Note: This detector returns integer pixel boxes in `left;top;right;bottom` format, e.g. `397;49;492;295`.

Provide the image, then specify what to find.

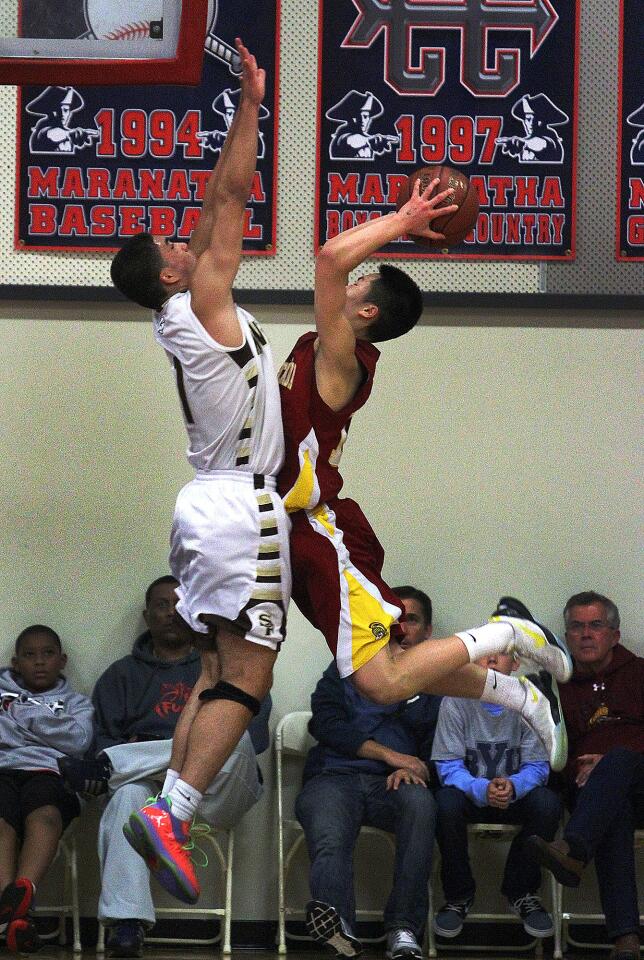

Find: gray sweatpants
97;735;262;925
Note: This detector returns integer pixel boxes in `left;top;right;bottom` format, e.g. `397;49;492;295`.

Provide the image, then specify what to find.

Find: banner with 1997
16;0;279;252
317;0;579;259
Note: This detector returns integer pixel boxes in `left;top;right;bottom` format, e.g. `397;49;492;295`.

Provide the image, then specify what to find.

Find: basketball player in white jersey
111;43;568;908
110;39;290;904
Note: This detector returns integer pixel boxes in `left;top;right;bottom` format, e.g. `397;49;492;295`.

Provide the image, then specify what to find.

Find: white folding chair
428;823;562;959
277;710;412;954
31;829;81;953
559;828;643;954
96;826;234;954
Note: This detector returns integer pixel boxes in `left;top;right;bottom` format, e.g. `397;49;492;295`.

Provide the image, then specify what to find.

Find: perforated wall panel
546;1;642;294
0;0;639;295
0;0;17;35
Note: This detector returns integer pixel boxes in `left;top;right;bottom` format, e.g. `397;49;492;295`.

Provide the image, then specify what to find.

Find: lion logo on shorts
369;621;388;641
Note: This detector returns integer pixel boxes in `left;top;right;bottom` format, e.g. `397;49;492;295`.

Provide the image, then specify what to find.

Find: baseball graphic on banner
207;0;218;33
84;0;164;39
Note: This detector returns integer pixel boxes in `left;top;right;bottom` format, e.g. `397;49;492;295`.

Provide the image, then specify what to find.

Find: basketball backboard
0;0;208;84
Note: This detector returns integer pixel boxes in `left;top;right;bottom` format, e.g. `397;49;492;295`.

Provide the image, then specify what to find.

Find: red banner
16;0;279;252
317;0;580;260
616;0;644;261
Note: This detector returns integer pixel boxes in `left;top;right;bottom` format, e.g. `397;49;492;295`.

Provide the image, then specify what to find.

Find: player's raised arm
189;38;264;344
313;178;457;410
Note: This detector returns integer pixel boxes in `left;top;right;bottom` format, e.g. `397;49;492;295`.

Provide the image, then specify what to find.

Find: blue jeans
435;785;561;902
295;770;437;939
565;747;644;941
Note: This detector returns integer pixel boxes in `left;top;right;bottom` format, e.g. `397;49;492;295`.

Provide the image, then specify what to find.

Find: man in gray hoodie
0;623;94;954
59;575;269;959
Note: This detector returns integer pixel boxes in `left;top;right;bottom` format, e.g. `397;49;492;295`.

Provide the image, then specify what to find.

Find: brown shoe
526;836;585;887
609;933;641;960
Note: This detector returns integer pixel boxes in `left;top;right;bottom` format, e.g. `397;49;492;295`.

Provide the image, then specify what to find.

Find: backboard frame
0;0;208;85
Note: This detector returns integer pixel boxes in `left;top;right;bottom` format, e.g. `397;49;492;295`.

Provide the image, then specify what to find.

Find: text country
326;209;567;246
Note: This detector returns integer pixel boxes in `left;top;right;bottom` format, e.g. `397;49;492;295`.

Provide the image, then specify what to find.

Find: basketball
395;165;479;249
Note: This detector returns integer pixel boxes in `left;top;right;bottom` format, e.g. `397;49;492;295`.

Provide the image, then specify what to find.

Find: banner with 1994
617;0;644;261
317;0;579;259
16;0;279;252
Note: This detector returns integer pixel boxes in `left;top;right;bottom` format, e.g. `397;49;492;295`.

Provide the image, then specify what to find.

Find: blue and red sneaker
124;797;200;904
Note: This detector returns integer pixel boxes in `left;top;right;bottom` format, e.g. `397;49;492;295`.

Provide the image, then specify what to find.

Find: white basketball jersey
154;292;284;475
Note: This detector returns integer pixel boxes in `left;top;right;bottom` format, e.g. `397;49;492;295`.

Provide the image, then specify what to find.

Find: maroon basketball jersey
277;331;379;512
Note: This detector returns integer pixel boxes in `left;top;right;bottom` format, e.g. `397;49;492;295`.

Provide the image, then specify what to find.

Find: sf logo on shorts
259;613;275;637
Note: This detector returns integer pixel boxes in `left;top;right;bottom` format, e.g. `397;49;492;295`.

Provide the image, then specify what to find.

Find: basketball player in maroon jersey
277;179;572;949
278;178;570;758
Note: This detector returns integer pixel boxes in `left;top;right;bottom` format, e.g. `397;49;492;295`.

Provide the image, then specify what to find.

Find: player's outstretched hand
235;37;265;107
397;176;458;241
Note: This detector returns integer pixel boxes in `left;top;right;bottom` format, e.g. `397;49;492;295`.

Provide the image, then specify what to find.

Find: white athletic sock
456;621;514;662
481;669;527;711
168;779;202;823
162;768;180;797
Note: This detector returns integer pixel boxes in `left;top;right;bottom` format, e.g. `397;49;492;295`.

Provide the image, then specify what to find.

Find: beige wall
1;303;642;922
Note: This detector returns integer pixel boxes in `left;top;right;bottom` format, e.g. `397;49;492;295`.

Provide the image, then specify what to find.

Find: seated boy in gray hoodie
0;624;93;954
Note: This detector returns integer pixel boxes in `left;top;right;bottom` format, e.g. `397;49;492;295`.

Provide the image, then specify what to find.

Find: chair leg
96;921;106;955
552;875;563;960
57;839;68;946
278;899;287;952
277;833;287;953
427;857;438;958
222;830;234;954
70;840;81;953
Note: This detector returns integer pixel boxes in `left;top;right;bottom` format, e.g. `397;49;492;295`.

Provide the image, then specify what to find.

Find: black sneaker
508;894;554;938
433;896;474;938
491;597;536;621
490;597;573;683
107;919;146;958
31;915;60;942
57;755;112;796
306;900;362;957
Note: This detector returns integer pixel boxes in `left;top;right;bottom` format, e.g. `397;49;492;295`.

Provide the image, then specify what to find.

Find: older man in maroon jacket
528;591;643;960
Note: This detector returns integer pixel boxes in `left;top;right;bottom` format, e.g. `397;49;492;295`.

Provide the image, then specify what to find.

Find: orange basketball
395;164;479;248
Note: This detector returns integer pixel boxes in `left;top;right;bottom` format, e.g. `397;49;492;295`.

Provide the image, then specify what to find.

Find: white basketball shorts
170;470;291;650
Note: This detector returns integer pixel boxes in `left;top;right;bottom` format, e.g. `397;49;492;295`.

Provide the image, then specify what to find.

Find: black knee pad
199;680;261;716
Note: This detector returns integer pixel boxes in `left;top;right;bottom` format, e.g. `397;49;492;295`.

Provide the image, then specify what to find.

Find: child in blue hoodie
0;624;93;953
431;649;562;943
